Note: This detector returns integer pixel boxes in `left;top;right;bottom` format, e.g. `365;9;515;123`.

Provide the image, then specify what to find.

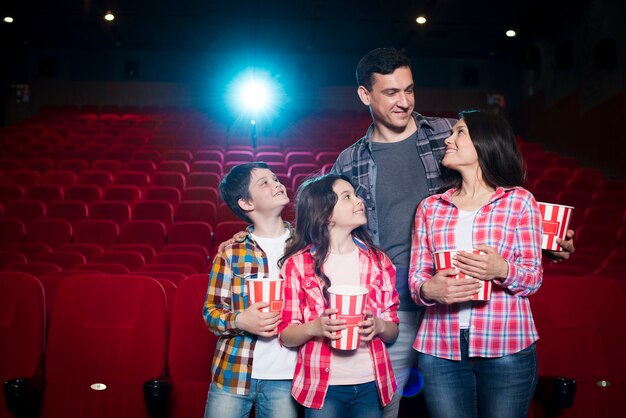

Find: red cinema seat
157;160;190;175
57;159;89;175
0;272;45;418
124;160;157;175
530;276;626;417
64;185;102;204
90;201;131;224
109;244;156;263
131;150;162;163
255;151;283;164
214;221;248;251
160;244;209;259
576;225;618;250
0;251;27;268
70;263;130;274
216;204;241;222
115;171;150;188
584;206;622;229
135;271;186;286
33;251;86;270
151;172;185;191
285;151;316;166
167;274;218;418
91;159;123;174
572;167;604;182
26;219;72;248
139;263;196;276
120;220;167;251
0;184;25;205
194;150;223;165
175;201;217;224
26;185;63;203
78;170;113;188
145;187;181;209
92;251;146;271
3;262;61;276
41;170;77;187
183;187;219;203
287;163;319;179
7;170;41;187
24;158;55;174
5;243;51;261
162;150;193;163
0;220;25;248
73;220;119;249
168;222;213;254
103;185;142;205
190;161;222;175
41;275;168;418
187;172;220;189
5;200;46;224
132;201;174;226
46;201;89;225
101;149;132;162
151;252;206;274
57;243;103;260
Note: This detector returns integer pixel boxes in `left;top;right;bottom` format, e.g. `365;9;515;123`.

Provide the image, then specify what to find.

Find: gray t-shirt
370;132;430;268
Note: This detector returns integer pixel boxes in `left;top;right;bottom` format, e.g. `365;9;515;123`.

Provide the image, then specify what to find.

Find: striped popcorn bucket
327;285;369;350
246;277;284;313
433;249;492;301
537;202;574;251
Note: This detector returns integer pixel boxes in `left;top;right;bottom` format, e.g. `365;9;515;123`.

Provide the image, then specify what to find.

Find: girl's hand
421;268;482;304
359;309;385;342
306;308;345;340
454;246;508;281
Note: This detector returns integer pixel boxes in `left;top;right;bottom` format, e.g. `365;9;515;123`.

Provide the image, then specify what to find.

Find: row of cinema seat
2;272;625;418
0;272;216;418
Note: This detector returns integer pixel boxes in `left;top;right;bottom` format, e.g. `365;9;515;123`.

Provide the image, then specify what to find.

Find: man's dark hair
356;48;412;91
219;162;270;223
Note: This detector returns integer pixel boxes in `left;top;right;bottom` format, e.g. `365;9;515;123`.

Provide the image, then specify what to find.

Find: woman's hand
454;246;508;281
306;308;345;340
421;268;482;305
359;309;385;342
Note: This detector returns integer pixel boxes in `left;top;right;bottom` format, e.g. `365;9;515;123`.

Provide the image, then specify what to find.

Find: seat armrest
143;378;170;418
535;376;577;416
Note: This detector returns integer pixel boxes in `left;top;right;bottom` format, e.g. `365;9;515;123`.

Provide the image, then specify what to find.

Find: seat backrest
92;251;146;271
152;252;206;274
6;200;46;224
168;274;217;418
26;219;73;248
168;222;213;253
0;219;25;248
74;220;119;249
64;185;102;204
47;200;89;225
530;275;626;417
0;272;45;396
120;220;167;250
175;201;217;223
42;274;168;418
90;201;131;224
132;201;174;226
103;185;142;204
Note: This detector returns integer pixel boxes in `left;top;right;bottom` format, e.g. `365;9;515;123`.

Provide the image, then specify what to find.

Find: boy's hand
236;302;281;337
217;230;247;253
359;309;385;342
306;308;345;340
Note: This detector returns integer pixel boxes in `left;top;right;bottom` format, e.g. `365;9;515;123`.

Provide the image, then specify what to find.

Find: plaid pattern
409;187;543;360
279;238;400;409
203;223;291;394
331;112;453;246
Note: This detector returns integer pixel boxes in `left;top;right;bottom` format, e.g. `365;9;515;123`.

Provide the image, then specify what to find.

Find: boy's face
239;168;289;215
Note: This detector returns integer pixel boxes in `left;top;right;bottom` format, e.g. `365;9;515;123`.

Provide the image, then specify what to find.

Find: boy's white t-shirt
249;230;298;379
455;208;479;329
323;247;375;385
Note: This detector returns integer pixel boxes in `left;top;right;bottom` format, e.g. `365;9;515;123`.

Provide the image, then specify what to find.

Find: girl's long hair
279;174;382;299
438;110;525;193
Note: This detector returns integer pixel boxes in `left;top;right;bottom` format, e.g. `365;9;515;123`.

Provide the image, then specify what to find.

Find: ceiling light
104;11;115;22
506;29;517;38
416;16;427;25
4;16;14;23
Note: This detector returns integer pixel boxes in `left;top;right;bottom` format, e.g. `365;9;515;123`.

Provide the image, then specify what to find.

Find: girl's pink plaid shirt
279;238;399;409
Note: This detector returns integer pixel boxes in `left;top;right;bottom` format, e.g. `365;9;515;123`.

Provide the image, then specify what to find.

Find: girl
278;174;399;418
409;110;543;418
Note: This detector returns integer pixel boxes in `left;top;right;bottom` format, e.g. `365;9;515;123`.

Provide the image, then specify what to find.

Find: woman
409;110;542;418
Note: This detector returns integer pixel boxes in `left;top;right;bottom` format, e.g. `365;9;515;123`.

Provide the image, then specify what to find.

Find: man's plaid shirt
330;112;454;246
203;223;291;394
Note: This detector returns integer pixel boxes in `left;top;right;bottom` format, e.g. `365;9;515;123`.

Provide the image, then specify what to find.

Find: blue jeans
305;381;382;418
204;379;299;418
418;329;537;418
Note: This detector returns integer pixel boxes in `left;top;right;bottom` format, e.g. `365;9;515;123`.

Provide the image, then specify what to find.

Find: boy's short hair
356;47;412;91
219;162;270;223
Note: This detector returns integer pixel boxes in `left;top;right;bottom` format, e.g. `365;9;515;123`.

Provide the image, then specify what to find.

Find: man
331;47;574;418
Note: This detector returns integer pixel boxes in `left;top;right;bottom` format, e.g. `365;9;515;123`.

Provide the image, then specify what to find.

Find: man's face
358;66;415;134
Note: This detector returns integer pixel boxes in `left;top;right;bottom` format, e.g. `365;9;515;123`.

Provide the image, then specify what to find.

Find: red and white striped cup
328;285;369;350
537;202;574;251
433;249;491;301
246;277;284;313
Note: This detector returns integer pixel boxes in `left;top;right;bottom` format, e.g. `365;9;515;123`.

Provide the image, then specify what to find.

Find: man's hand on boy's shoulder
217;230;248;253
236;302;281;337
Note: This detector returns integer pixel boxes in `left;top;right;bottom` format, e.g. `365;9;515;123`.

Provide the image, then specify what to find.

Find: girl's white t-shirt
323;247;375;385
455;208;479;328
250;230;298;379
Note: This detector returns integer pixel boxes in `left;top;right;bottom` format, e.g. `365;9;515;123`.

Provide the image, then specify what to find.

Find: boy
203;162;299;418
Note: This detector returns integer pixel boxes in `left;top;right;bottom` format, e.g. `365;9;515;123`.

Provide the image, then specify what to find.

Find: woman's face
328;179;366;230
442;119;479;170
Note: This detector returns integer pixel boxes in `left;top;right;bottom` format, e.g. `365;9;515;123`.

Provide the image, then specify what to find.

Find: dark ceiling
1;0;574;58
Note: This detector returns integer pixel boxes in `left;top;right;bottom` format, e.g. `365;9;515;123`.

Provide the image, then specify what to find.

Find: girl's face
442;119;479;170
328;179;366;230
